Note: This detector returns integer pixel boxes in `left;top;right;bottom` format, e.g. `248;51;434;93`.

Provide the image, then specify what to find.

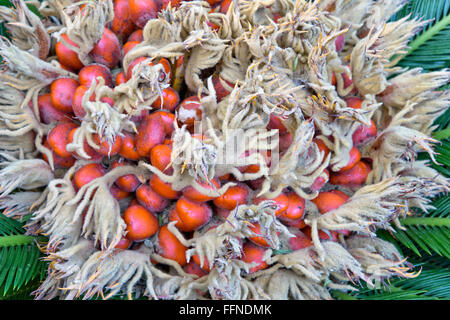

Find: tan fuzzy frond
0;0;51;59
67;164;147;250
53;0;114;66
62;247;173;300
346;235;418;287
309;178;407;235
255;269;333;300
0;158;53;197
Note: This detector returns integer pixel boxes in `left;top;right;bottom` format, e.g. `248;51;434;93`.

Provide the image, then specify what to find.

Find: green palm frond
433;139;450;168
0;0;41;12
393;0;450;71
433;123;450;139
394;268;450;299
409;253;450;269
377;194;450;259
0;0;12;7
333;268;450;300
397;20;450;70
390;0;450;23
392;220;449;258
417;139;450;176
0;214;47;298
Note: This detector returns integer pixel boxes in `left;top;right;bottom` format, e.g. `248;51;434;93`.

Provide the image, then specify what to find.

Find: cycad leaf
390;0;450;24
398;19;450;70
379;193;450;259
0;214;24;236
0;0;12;7
387;206;450;258
335;268;450;300
0;214;47;297
409;254;450;269
417;139;450;175
428;195;450;218
392;0;450;71
373;1;450;295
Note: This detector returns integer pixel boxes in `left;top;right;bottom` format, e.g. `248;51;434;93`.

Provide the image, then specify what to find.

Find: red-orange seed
111;0;136;40
213;183;250;210
115;236;132;250
42;138;76;169
352;120;377;146
129;0;159;28
310;169;329;192
55;34;84;71
329;161;371;186
127;29;143;42
280;192;305;220
241;242;268;273
78;64;113;87
311;190;349;214
253;193;289;217
47;121;78;158
118;132;141;161
110;185;131;200
151;87;180;112
123;204;159;241
136;114;165;157
37;93;67;124
149;111;176;135
182;178;221;203
192;254;212;272
115;71;127;86
267;114;288;134
150;174;181;199
288;230;313;250
157;224;188;266
73;163;106;191
279;216;307;229
169;197;212;232
111;159;141;192
212;74;233;102
72;85;92;119
50;78;79;113
176;96;203;127
157;58;172;82
248;222;270;248
136;184;169;213
338;147;361;172
344;96;363;109
150;144;173;173
89;28;121;69
91;133;123;157
183;260;208;278
122;41;140;57
220;0;232;14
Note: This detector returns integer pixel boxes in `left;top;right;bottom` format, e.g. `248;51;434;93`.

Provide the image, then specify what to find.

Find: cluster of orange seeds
2;0;445;300
35;0;382;279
